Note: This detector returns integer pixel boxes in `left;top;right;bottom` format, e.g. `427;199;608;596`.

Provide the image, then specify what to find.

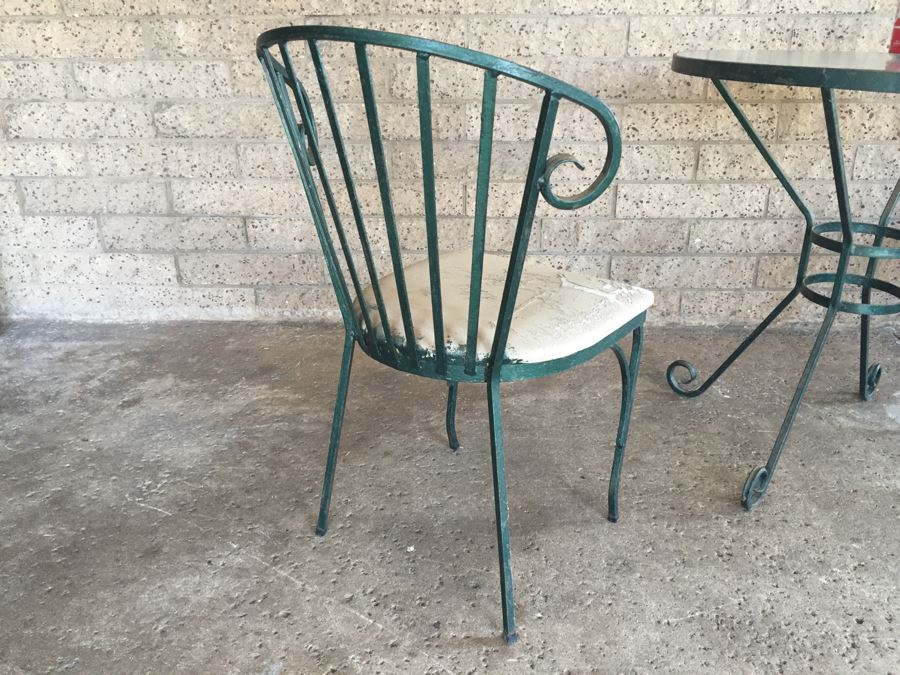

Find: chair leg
608;324;644;524
446;381;460;450
315;335;355;536
741;308;837;510
486;377;518;644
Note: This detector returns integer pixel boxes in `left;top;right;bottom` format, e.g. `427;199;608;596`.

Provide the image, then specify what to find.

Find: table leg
859;302;881;401
741;305;839;509
742;88;855;510
667;79;816;398
858;177;900;400
667;287;799;397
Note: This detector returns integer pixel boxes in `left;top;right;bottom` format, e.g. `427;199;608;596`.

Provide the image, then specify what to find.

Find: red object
892;3;900;54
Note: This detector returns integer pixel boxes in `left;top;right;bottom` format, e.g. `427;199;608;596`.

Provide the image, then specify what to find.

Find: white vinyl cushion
354;250;653;364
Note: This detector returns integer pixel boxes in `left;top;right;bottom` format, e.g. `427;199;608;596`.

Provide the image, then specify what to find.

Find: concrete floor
0;320;898;674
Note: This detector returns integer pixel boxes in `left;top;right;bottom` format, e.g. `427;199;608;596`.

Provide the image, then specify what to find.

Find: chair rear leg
608;323;644;524
315;335;355;536
446;381;460;450
486;377;518;644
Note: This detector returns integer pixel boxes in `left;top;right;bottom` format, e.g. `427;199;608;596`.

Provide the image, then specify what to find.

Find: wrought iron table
666;50;900;510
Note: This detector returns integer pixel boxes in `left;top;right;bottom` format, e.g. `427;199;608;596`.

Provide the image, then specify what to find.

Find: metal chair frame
257;25;646;643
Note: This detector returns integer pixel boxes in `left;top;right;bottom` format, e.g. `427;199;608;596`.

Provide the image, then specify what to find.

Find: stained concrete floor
0;321;899;674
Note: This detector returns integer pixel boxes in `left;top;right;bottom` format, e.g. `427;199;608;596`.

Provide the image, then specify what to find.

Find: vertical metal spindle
489;91;559;372
416;53;447;373
279;42;374;342
465;71;498;374
260;48;354;327
357;43;418;366
308;40;395;360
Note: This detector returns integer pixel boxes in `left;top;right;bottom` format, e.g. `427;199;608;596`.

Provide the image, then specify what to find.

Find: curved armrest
539;100;621;211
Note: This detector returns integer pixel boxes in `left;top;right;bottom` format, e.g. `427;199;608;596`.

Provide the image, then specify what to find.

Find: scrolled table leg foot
862;362;882;401
741;466;770;511
666;359;700;397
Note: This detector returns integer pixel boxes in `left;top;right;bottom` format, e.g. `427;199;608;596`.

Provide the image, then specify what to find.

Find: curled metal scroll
666;359;703;397
539;104;621;211
863;362;882;401
741;466;770;511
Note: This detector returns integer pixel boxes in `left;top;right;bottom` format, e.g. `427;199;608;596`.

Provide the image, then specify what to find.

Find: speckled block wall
0;0;899;324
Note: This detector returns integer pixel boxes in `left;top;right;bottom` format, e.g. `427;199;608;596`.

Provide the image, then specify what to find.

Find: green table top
672;50;900;94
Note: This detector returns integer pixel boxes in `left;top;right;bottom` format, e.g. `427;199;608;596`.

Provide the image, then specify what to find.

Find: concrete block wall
0;0;898;324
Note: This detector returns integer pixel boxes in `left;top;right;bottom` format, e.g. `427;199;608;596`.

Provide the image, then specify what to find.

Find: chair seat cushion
354;250;653;364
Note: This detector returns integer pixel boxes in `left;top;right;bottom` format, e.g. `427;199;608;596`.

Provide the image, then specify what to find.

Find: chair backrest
257;25;620;379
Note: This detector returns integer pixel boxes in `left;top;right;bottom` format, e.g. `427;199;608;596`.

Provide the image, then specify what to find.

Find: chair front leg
608;323;644;524
486;376;518;644
315;334;355;536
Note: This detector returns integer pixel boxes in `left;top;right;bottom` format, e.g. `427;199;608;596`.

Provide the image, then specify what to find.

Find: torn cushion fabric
353;250;654;364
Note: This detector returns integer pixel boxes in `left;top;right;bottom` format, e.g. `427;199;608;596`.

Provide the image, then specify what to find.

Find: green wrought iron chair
256;26;653;644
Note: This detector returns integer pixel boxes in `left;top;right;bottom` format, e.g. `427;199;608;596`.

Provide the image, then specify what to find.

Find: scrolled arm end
538;101;621;211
